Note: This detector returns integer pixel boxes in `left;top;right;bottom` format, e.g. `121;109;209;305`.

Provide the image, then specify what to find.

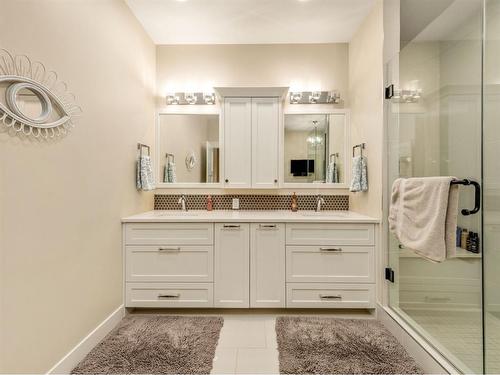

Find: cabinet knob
225;179;229;183
274;179;278;183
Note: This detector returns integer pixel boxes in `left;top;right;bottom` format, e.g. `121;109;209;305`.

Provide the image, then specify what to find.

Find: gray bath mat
276;317;422;374
72;315;223;374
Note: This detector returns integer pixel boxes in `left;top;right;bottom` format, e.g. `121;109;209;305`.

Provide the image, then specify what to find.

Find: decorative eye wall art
0;49;82;138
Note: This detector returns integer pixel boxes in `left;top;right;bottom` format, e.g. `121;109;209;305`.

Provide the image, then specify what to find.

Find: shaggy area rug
276;317;423;374
72;315;223;374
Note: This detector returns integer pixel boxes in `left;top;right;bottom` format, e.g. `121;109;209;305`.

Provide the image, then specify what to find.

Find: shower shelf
399;247;481;259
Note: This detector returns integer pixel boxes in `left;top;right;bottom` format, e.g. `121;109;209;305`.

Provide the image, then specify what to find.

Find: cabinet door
250;223;285;307
251;98;280;188
224;98;252;188
214;223;250;307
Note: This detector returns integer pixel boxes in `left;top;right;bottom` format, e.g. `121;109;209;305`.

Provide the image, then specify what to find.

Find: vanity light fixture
309;91;321;103
327;91;341;104
289;90;341;105
185;92;197;105
166;93;180;105
392;88;422;103
290;92;303;104
165;92;216;105
204;92;216;105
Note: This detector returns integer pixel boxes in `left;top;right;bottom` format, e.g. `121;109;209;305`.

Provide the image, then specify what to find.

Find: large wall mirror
283;112;348;187
157;113;220;186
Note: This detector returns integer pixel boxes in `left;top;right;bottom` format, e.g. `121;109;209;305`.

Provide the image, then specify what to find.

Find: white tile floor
211;315;279;374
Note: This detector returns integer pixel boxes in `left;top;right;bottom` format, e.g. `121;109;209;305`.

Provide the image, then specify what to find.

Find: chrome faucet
316;194;325;212
178;195;187;211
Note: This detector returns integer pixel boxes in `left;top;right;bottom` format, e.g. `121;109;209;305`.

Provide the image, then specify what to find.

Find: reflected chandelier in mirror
0;49;82;138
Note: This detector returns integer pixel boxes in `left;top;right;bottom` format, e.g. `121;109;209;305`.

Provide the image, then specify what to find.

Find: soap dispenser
291;192;298;212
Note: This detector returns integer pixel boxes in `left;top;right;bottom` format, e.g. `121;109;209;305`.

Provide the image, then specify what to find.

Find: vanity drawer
286;246;375;283
286;283;375;308
126;282;213;308
124;223;213;245
285;223;374;246
126;245;213;282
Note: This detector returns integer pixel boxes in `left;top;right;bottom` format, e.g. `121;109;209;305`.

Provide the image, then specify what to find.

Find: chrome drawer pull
158;293;180;299
259;224;277;229
319;247;342;252
158;247;181;252
223;224;241;228
319;294;342;300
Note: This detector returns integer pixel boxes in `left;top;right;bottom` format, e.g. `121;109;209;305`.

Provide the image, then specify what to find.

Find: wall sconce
165;92;216;105
289;90;341;105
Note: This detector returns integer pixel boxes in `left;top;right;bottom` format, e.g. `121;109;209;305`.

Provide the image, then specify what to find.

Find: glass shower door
386;0;484;373
483;1;500;372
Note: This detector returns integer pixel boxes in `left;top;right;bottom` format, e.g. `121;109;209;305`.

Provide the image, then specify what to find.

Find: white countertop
122;210;380;223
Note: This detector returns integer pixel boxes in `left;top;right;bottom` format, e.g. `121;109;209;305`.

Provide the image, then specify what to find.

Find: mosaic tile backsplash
154;194;349;211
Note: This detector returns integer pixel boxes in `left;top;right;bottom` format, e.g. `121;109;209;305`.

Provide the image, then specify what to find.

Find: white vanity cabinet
250;223;286;307
124;223;215;308
123;218;377;309
223;97;280;188
214;223;250;307
285;223;376;308
223;98;252;188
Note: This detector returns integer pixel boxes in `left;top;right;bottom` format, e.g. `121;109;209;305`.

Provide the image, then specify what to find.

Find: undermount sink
158;212;199;217
300;211;348;217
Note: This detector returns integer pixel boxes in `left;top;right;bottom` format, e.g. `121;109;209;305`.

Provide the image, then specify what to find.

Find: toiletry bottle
461;229;468;249
471;233;480;253
206;195;213;211
291;192;298;212
467;232;473;251
456;227;462;247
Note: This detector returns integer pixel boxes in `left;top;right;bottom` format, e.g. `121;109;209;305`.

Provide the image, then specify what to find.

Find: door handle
462;180;481;216
259;224;277;229
223;224;241;229
158;293;180;299
451;179;480;215
158;247;181;252
319;294;342;300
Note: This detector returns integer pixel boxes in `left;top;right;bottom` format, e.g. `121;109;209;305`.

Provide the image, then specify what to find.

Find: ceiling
125;0;376;45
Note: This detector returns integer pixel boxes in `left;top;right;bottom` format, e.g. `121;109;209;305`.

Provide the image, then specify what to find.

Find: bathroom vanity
122;211;378;309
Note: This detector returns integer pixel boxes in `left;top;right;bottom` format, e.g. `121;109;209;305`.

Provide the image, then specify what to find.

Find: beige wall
348;0;384;218
156;43;349;106
0;1;156;373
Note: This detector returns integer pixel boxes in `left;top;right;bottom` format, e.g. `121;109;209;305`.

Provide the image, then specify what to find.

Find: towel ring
352;143;366;157
329;153;339;163
137;143;150;157
166;153;175;163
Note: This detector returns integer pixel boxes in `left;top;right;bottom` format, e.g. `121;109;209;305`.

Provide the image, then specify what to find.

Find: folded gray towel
350;155;368;192
137;155;155;191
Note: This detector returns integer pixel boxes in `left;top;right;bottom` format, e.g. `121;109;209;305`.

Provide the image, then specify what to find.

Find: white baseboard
377;304;460;375
47;305;125;374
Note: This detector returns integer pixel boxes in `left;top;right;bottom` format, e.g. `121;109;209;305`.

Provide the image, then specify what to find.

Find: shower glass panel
484;1;500;373
387;0;484;373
